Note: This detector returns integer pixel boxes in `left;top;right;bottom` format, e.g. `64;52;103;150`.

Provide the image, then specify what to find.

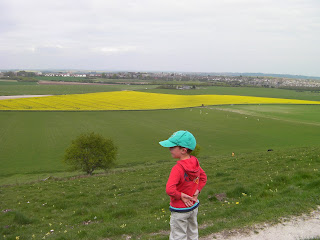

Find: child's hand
192;189;199;202
181;192;194;207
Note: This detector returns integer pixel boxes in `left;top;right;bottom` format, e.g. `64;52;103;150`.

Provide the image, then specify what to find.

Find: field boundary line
209;106;320;127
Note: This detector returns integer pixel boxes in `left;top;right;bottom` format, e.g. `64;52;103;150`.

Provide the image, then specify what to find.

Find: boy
159;130;207;240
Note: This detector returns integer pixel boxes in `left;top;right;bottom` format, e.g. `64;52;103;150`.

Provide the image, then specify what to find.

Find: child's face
169;146;187;159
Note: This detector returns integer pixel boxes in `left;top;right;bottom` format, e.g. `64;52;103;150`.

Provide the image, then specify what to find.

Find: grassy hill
1;146;320;239
1;105;320;181
0;84;320;239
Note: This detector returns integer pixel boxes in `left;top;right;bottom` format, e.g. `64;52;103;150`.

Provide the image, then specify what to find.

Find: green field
1;84;320;239
0;81;159;95
143;86;320;101
1;105;320;181
2;80;320;101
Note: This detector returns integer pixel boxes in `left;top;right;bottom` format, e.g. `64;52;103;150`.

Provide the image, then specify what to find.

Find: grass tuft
111;208;138;219
305;180;320;190
12;211;33;225
227;185;250;198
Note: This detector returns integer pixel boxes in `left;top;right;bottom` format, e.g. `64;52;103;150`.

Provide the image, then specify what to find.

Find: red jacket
166;156;207;209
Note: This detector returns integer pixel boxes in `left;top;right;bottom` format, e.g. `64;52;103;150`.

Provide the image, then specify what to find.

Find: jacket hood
177;156;200;179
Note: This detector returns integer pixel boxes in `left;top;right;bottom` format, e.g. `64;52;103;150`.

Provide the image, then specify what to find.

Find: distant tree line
2;71;36;78
2;70;320;91
1;71;38;82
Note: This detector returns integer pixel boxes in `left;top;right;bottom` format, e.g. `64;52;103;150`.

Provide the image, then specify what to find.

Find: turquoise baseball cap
159;130;196;150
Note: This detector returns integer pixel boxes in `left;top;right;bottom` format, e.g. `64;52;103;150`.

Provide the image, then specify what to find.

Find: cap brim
159;140;177;148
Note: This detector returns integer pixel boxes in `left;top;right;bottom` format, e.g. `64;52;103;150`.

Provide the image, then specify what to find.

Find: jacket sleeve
166;165;182;199
198;167;207;192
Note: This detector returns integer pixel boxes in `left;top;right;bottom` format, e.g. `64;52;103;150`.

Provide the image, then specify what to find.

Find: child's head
168;146;192;159
159;130;196;159
159;130;196;150
159;130;196;158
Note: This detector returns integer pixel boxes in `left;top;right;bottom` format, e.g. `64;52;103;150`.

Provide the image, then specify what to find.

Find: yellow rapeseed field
0;91;319;111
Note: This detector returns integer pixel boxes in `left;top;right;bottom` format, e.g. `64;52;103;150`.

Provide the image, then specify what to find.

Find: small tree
64;132;117;175
192;144;201;158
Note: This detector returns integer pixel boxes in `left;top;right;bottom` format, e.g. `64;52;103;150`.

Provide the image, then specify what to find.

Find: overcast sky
1;0;320;76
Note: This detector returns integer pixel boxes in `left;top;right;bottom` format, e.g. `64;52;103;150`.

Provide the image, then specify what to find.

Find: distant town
1;70;320;90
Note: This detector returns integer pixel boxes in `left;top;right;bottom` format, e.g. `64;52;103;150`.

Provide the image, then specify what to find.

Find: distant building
176;85;191;90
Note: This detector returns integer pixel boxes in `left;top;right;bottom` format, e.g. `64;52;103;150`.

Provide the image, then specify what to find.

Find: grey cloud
1;0;320;76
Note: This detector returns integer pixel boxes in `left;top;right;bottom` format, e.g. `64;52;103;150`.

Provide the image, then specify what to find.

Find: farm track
211;107;320;127
0;95;53;100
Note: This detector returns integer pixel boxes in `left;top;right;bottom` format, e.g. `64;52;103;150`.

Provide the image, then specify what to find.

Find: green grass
1;146;320;239
143;86;320;101
1;105;320;184
212;104;320;126
1;85;320;239
0;81;158;95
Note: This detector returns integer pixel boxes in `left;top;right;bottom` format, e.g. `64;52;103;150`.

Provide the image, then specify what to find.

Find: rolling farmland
0;90;320;111
1;84;320;239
